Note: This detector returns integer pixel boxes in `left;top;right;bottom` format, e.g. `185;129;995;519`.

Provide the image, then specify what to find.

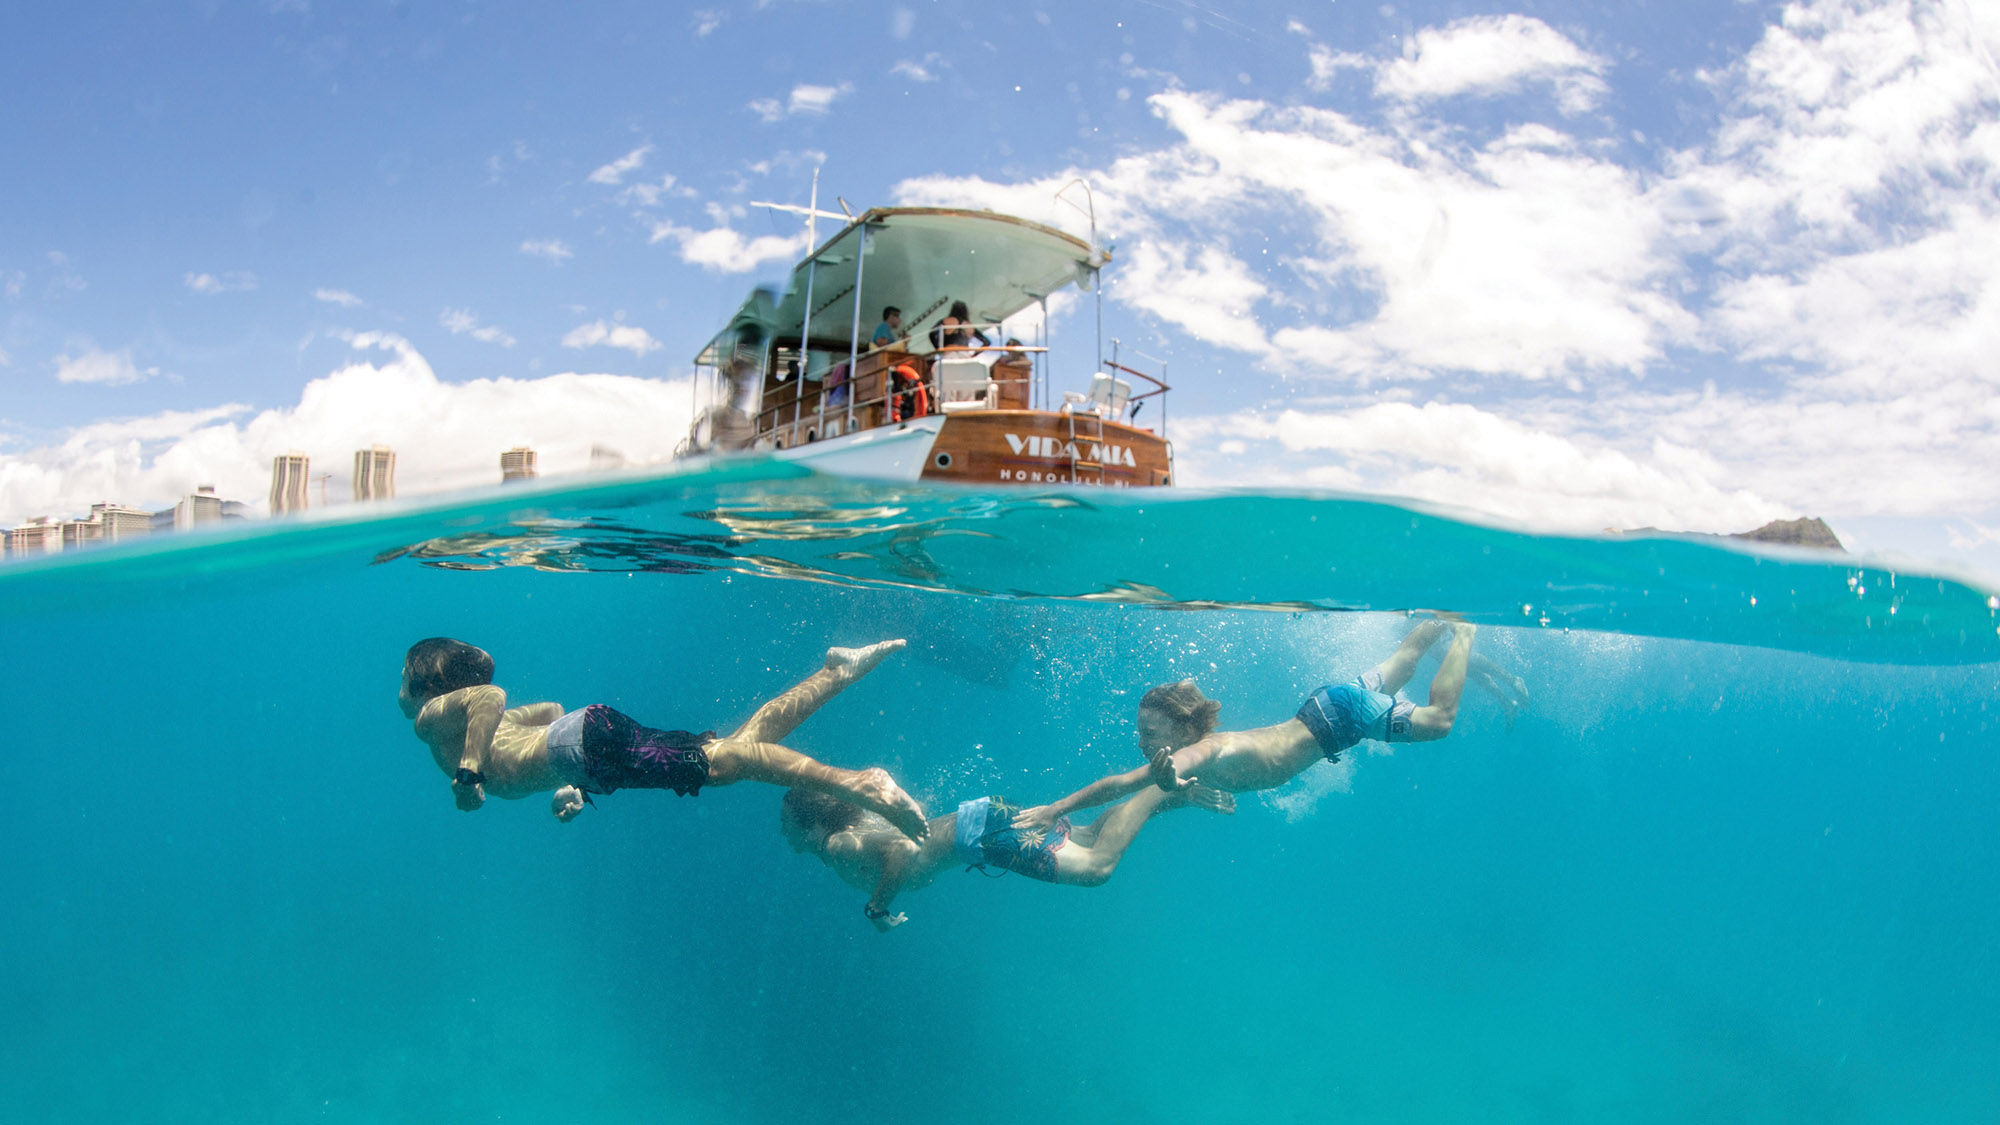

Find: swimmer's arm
857;836;920;932
1013;766;1151;830
443;685;507;811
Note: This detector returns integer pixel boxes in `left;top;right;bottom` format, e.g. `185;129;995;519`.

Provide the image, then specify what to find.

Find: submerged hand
1147;747;1193;792
552;786;586;821
1187;784;1235;815
869;910;908;933
452;779;485;811
1010;804;1059;832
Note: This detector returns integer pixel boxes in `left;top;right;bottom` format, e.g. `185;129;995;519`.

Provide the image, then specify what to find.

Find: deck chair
1064;372;1131;418
935;358;999;412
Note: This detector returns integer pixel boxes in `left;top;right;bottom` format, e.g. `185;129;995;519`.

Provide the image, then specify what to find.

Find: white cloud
1176;401;1787;533
891;55;942;83
3;269;23;299
439;308;517;348
751;83;853;122
47;250;85;292
788;83;848;115
561;319;661;356
1374;14;1609;114
616;175;690;209
0;344;11;367
587;144;652;186
519;238;574;263
647;220;807;273
314;287;363;307
888;0;2000;536
692;8;723;37
54;345;156;385
184;271;257;294
1116;240;1271;356
0;334;696;524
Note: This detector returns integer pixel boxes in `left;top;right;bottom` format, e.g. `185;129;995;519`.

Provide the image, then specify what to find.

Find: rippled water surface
4;462;1996;1122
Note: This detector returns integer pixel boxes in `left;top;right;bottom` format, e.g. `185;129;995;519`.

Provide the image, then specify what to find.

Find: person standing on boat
872;306;903;348
399;636;931;841
1012;620;1524;829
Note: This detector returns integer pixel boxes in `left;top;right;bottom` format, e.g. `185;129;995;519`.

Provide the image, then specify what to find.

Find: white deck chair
935;358;999;412
1082;373;1131;418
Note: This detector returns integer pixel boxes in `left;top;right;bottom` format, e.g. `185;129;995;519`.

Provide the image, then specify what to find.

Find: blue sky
4;0;1998;577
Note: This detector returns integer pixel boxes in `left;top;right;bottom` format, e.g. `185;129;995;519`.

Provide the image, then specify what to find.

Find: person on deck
929;299;991;354
872;306;903;349
399;637;929;841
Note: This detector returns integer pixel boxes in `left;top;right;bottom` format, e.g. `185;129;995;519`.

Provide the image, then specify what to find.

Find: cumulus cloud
0;333;696;524
647;220;807;273
691;9;723;37
561;319;661;356
587;144;652;186
890;0;2000;538
314;287;363;307
519;238;573;263
55;345;156;385
184;271;258;295
439;308;517;348
1374;14;1609;114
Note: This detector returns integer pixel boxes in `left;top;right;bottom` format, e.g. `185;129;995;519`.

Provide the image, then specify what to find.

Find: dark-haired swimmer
399;637;929;841
781;782;1233;931
1015;620;1510;827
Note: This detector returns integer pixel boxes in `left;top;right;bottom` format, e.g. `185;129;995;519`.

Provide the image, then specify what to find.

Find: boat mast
1057;178;1105;376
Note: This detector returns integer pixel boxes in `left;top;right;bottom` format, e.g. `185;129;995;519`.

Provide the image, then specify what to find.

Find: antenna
1056;178;1105;375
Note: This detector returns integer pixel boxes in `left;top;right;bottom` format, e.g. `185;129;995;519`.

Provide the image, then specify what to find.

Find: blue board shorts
954;796;1071;882
1295;669;1416;760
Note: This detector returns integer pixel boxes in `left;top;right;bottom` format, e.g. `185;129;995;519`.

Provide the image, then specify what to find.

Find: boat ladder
1066;409;1105;484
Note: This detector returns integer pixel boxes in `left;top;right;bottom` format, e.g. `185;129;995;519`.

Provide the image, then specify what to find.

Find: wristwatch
863;903;890;920
454;767;485;788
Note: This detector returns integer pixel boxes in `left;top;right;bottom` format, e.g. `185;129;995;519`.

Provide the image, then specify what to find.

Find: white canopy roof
696;207;1104;364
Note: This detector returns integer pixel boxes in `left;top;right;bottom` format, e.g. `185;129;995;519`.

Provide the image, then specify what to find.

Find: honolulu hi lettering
1002;432;1139;467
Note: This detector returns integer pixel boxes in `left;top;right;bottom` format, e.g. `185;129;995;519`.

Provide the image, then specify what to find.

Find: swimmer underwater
399;636;930;840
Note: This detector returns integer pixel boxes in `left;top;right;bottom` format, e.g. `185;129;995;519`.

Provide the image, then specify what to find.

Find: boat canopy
694;207;1104;366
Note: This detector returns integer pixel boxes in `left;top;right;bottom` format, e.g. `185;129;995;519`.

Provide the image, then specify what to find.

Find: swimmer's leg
728;639;906;744
1406;623;1474;742
706;738;928;842
1371;618;1452;695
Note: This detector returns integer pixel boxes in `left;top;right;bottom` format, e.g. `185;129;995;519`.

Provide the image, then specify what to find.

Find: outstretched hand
869;910;909;933
1010;804;1060;832
1187;784;1235;815
1147;746;1193;792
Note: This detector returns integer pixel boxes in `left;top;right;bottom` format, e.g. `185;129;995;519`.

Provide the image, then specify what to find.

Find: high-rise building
90;503;153;542
501;447;538;483
270;451;310;514
174;485;226;530
60;518;102;549
354;445;397;501
8;516;63;555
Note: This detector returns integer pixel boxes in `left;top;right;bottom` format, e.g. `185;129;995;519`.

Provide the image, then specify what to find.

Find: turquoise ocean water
3;460;1996;1123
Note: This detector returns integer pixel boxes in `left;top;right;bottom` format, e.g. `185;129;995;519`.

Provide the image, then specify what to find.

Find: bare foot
851;766;929;842
826;638;907;679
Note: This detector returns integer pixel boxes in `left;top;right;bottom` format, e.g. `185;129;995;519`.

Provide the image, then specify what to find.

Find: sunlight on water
3;461;1996;1123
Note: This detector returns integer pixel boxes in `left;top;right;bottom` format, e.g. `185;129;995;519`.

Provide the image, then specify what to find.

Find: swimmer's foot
826;638;907;679
851;766;929;842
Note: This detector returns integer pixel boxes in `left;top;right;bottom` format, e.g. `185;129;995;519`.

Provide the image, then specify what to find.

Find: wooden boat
680;206;1173;487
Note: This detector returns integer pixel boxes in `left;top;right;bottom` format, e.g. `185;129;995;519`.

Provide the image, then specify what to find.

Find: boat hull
768;410;1171;487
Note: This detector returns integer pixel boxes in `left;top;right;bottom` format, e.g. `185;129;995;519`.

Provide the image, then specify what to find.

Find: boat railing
754;345;1048;448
